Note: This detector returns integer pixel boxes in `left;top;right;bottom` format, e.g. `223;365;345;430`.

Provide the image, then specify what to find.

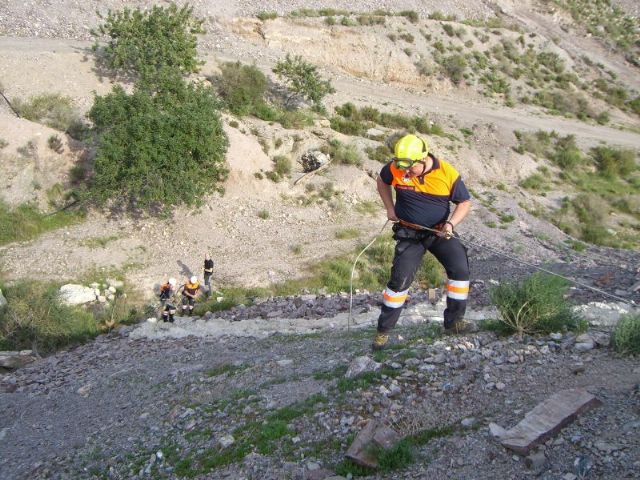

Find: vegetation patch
0;200;84;247
611;313;640;355
489;273;586;336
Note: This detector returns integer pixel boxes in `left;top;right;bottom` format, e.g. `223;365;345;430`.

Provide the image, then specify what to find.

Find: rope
348;220;389;331
347;220;637;329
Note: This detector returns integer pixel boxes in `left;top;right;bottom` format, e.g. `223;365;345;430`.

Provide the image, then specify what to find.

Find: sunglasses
393;158;420;170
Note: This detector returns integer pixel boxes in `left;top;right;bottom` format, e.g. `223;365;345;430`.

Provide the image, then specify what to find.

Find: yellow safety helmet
394;134;429;162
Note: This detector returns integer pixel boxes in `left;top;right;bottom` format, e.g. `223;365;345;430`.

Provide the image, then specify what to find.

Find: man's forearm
376;176;394;211
448;200;471;227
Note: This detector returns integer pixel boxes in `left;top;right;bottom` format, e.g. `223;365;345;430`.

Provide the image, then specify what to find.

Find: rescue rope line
348;220;389;331
348;220;637;329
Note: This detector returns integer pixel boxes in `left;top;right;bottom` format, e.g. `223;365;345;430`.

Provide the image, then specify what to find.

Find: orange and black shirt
183;282;200;297
380;154;470;228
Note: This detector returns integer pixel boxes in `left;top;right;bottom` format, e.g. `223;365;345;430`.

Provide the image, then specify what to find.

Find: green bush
327;139;362;166
330;116;366;136
273;155;292;176
88;82;228;211
273;54;335;108
611;313;640;355
490;273;583;336
440;54;467;84
14;93;84;133
217;62;268;116
591;146;637;178
256;11;277;21
399;11;419;23
550;135;583;169
92;3;204;85
520;174;548;191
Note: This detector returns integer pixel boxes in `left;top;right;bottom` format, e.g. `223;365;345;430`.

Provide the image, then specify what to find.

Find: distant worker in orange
159;277;178;323
180;275;202;316
372;134;472;350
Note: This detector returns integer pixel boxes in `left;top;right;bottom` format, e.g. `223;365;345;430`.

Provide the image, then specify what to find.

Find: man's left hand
438;222;454;239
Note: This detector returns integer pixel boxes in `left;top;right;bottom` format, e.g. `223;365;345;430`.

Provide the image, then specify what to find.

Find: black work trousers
377;227;470;333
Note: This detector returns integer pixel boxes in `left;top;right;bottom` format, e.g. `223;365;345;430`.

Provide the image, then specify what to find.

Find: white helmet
168;278;176;286
190;276;197;283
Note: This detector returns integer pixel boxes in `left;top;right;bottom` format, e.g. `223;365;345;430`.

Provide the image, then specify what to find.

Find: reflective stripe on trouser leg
377;239;427;333
383;287;409;308
427;236;470;328
447;279;469;300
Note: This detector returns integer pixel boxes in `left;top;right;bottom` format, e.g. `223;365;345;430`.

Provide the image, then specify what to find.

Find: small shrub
490;273;583;336
399;33;414;43
14;93;81;132
365;144;392;163
440;54;467;84
327;139;362;166
591;146;637;178
335;228;359;239
273;155;292;176
0;200;84;246
17;140;37;159
442;23;455;37
217;61;268;116
399;11;419;23
520;174;548;191
611;313;640;355
47;135;64;154
257;209;270;219
0;138;7;149
256;11;277;21
273;54;335;108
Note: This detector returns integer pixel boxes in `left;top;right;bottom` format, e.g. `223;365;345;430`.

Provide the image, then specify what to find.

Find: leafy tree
88;81;228;211
92;3;204;86
272;54;335;108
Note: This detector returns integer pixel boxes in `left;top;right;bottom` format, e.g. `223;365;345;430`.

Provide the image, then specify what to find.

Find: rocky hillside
0;1;640;479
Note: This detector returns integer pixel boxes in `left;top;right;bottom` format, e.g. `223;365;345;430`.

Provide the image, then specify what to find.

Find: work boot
444;319;475;335
371;332;389;351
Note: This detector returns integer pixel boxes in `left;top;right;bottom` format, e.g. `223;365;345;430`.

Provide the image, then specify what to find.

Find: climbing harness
348;220;638;330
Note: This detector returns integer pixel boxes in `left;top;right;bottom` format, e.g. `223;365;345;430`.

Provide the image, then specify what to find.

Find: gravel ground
1;308;639;480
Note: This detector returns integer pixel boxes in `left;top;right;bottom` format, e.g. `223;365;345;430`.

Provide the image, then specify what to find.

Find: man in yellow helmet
372;134;472;350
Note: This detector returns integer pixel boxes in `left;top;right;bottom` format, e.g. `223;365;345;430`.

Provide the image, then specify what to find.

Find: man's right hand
386;208;398;222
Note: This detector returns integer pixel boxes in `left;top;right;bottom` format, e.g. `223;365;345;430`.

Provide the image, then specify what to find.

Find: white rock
59;284;97;305
218;435;235;448
0;289;7;309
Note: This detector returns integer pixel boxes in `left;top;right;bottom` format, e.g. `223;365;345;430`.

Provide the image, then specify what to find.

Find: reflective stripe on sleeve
383;287;409;308
447;279;469;300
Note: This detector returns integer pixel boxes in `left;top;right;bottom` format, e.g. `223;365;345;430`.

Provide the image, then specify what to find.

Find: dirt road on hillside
2;37;639;151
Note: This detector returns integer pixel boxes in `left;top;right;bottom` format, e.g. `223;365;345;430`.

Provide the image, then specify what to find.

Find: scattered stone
218;435;235;448
345;419;400;469
345;356;381;379
301;150;329;172
524;450;548;473
0;351;37;370
496;389;602;455
461;417;477;428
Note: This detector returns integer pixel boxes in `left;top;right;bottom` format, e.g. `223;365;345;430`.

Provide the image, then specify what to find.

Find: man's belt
398;219;444;231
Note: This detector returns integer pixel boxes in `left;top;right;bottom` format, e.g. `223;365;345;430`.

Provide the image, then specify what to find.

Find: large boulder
301;150;330;172
59;284;96;306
